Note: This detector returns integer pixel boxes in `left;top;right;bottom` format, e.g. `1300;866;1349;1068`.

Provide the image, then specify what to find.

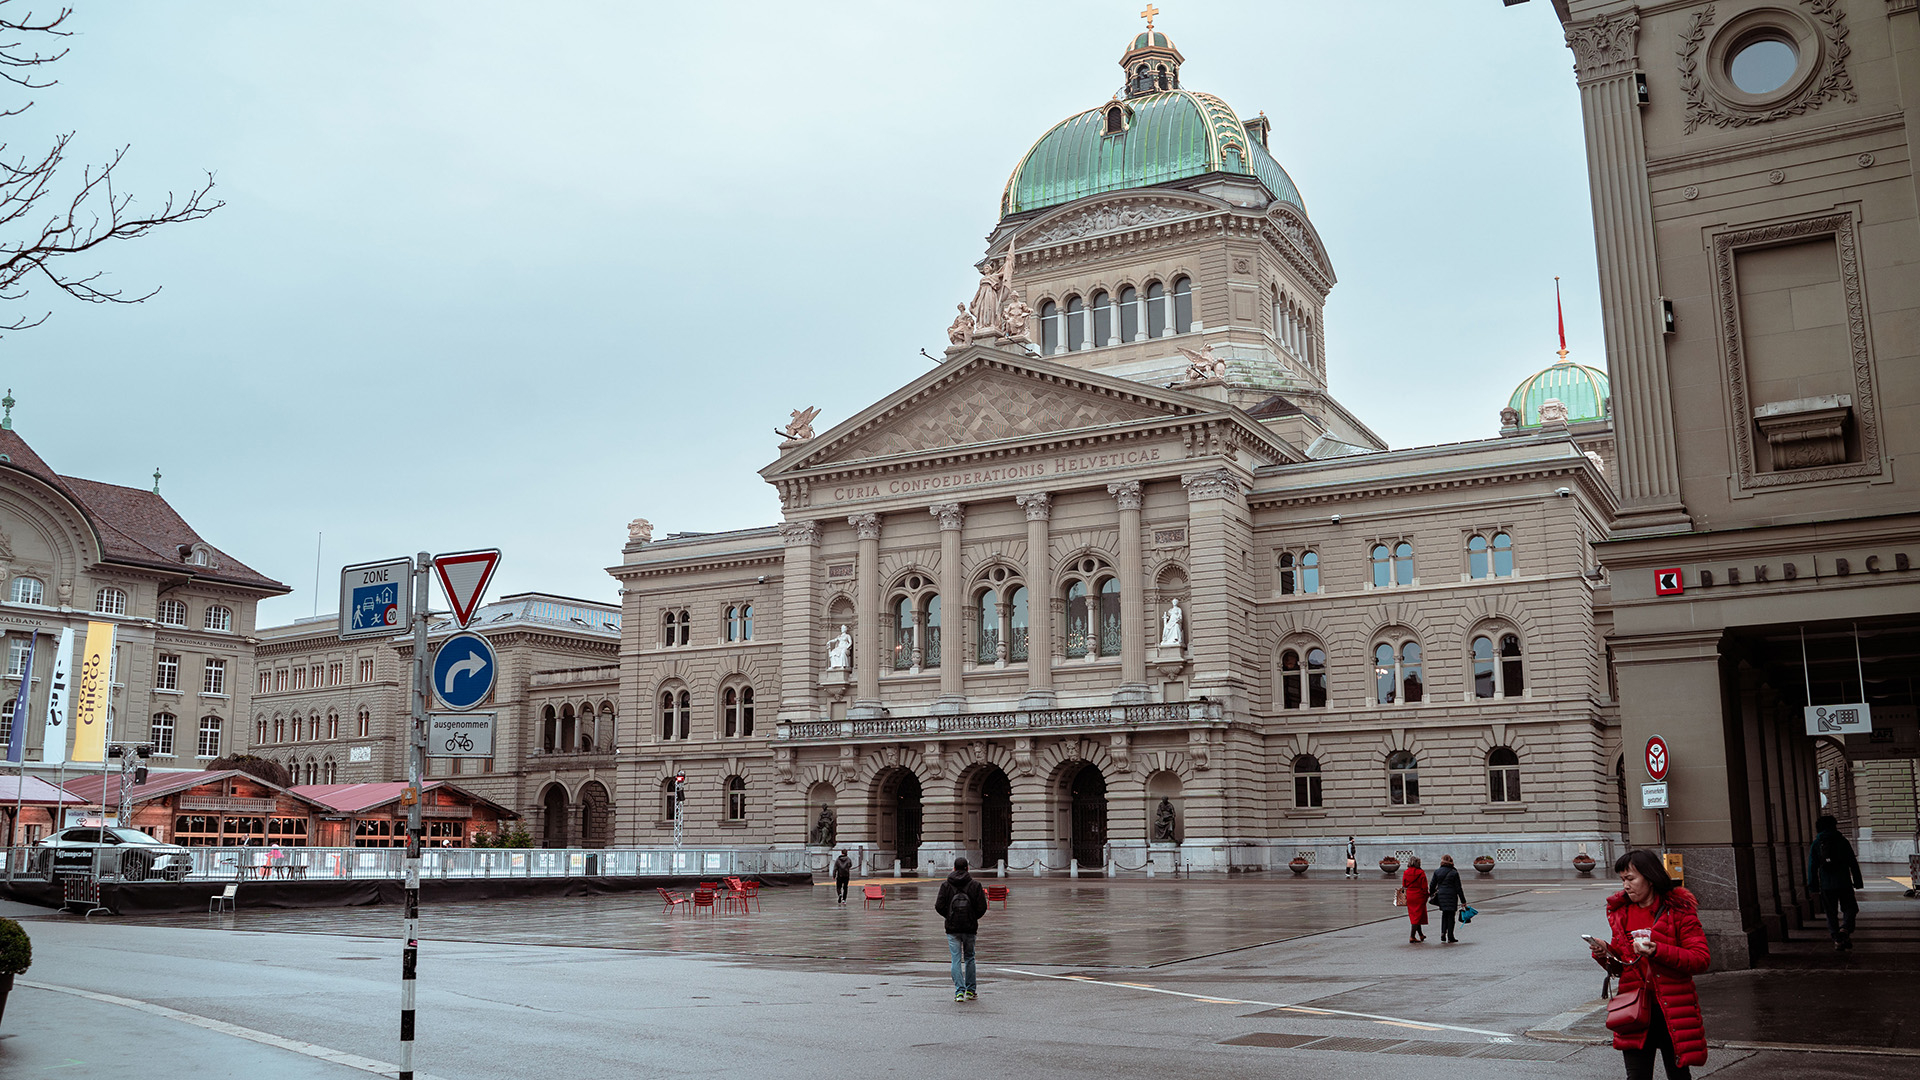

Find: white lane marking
19;979;441;1079
997;967;1518;1038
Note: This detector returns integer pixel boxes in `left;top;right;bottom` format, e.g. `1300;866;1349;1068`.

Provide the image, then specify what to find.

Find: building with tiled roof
1;416;286;821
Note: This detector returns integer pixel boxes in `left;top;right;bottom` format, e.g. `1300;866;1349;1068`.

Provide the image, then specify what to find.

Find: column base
930;695;969;716
1110;683;1151;705
847;700;887;720
1609;503;1694;537
1017;688;1058;710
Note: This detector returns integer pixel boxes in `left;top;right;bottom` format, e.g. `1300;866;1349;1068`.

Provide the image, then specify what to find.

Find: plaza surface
1;871;1914;1079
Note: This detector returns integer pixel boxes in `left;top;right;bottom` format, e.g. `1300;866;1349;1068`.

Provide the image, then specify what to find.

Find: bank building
608;23;1626;876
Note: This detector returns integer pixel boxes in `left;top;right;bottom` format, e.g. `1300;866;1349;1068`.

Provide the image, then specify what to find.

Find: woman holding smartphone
1589;850;1711;1079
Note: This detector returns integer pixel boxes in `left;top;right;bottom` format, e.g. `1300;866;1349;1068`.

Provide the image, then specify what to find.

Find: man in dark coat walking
935;857;989;1001
1428;854;1466;943
1807;814;1864;951
832;849;853;904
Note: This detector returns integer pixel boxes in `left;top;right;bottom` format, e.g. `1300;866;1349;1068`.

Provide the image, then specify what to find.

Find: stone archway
541;784;570;848
980;769;1012;869
874;768;923;871
1069;764;1108;868
578;781;611;848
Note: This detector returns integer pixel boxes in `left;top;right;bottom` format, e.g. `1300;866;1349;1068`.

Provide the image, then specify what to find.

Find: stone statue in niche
1153;798;1177;842
809;804;837;847
827;625;853;670
946;304;975;345
778;406;821;442
1160;599;1184;647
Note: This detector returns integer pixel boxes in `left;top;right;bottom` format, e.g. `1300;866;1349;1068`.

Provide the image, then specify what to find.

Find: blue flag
5;631;32;763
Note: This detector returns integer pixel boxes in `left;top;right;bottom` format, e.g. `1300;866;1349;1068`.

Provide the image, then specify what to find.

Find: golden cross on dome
1140;4;1159;32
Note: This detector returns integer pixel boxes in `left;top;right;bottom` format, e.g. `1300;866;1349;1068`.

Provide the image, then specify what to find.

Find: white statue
827;625;853;670
1000;297;1035;344
968;251;1015;331
779;406;821;442
1160;599;1184;647
947;304;975;345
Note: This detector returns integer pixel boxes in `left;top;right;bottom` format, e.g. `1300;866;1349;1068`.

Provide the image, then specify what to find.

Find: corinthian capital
1015;492;1052;521
1181;469;1246;503
848;513;882;541
929;503;965;531
1107;480;1143;512
1564;9;1639;83
779;520;821;546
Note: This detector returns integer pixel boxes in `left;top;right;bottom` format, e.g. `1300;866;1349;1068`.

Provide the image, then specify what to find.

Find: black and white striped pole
400;551;429;1080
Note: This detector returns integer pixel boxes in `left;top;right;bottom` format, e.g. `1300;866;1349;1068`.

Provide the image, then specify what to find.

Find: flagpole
6;630;34;882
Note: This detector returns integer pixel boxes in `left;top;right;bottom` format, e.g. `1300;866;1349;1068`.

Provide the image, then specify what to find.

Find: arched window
1387;750;1420;805
1292;755;1323;808
323;758;337;784
1132;63;1152;94
542;705;558;752
1280;646;1328;709
157;598;187;626
8;576;43;605
1040;299;1060;354
976;587;999;664
204;605;233;632
1468;532;1514;579
923;594;942;668
888;574;939;671
1468;534;1490;579
197;715;222;759
662;609;690;647
726;776;747;821
1278;551;1294;594
1373;639;1423;704
659;687;690;740
94;587;128;615
253;716;267;746
1155;63;1169;90
723;684;755;738
1472;633;1525;698
153;712;177;757
357;707;370;737
1104;106;1125;135
1488;747;1521;803
1277;550;1320;595
738;604;753;640
1064;580;1088;658
1119;285;1140;341
1491;532;1514;577
1007;585;1029;662
1393;542;1415;585
1097;577;1121;656
724;605;738;642
274;716;286;743
1064;295;1085;352
304;758;317;785
327;711;339;740
662;778;680;822
1145;280;1166;338
1172;275;1192;334
1091;290;1113;346
1371;544;1391;587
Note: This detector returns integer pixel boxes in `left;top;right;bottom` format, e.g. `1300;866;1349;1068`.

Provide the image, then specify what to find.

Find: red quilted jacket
1596;886;1712;1064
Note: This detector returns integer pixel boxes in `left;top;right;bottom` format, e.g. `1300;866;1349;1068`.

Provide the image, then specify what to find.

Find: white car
35;826;195;881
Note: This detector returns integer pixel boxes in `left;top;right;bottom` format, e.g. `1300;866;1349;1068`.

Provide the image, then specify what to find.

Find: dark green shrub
0;918;31;976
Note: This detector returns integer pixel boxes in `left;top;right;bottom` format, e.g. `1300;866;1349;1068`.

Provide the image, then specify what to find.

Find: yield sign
433;549;501;627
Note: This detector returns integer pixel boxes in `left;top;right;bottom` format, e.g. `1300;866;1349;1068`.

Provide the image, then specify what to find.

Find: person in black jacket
832;850;853;904
1808;814;1865;951
1428;854;1466;943
935;857;989;1001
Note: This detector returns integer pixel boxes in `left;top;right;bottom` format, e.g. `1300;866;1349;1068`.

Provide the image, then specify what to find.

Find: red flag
1555;277;1568;358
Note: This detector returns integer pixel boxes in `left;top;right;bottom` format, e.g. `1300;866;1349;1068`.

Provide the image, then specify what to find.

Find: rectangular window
197;716;222;758
0;702;9;746
358;657;374;683
155;654;180;691
6;638;30;677
204;658;227;695
152;713;176;757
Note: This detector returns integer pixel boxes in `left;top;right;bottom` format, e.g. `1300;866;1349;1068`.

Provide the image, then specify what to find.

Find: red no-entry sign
1645;735;1670;781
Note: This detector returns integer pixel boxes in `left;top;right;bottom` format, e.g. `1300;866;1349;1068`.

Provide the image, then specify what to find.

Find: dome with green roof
998;24;1305;219
1507;360;1611;427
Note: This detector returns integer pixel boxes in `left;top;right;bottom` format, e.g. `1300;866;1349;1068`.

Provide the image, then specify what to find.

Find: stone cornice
1646;110;1906;176
1249;461;1605;510
613;548;784;581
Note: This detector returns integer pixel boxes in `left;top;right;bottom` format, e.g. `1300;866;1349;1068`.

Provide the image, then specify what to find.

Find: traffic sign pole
400;551;429;1080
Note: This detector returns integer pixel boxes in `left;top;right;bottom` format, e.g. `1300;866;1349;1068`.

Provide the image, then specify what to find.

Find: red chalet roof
290;781;518;819
63;768;308;806
0;428;286;593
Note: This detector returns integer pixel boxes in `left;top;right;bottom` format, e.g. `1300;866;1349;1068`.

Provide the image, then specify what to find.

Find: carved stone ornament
946;304;976;346
1176;344;1228;383
1026;201;1198;246
774;746;795;784
0;527;11;560
1499;406;1521;428
1679;2;1856;133
1565;10;1639;82
930;503;965;531
1016;492;1053;521
1584;450;1609;476
999;298;1036;345
780;520;822;546
1107;480;1142;512
1180;469;1245;502
627;518;653;543
1538;398;1571;424
848;513;882;541
779;406;821;442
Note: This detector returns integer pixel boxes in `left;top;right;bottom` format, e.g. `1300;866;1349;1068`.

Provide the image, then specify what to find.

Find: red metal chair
692;888;717;915
657;887;689;912
862;884;885;908
985;884;1010;909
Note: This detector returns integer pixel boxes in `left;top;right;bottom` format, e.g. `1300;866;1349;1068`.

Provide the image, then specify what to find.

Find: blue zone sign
340;558;412;641
432;632;496;711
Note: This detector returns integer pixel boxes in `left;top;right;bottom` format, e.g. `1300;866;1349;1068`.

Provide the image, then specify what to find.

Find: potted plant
1288;855;1310;876
0;917;30;1027
1473;855;1496;875
1378;855;1400;875
1572;853;1597;875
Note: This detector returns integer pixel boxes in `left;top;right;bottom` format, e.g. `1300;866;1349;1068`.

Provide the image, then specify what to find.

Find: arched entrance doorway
1069;764;1107;869
578;781;611;848
541;785;569;847
876;769;923;870
981;770;1012;869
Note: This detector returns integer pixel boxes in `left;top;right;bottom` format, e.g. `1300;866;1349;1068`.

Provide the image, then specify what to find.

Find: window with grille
204;605;233;632
94;587;127;615
157;598;188;626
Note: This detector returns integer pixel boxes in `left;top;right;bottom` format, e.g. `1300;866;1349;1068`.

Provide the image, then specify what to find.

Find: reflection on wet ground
116;876;1533;968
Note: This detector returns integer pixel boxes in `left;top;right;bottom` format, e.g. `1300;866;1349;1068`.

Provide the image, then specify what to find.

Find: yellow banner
69;621;114;763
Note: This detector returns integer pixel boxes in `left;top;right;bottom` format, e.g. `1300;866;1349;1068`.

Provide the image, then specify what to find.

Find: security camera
1555;487;1572;498
1329;514;1341;524
756;575;767;584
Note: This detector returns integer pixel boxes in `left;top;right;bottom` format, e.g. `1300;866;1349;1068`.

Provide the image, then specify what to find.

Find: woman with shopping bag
1400;855;1429;943
1588;850;1711;1079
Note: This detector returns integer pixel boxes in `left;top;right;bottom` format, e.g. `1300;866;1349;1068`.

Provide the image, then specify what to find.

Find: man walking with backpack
935;856;989;1002
1808;814;1864;951
833;849;853;904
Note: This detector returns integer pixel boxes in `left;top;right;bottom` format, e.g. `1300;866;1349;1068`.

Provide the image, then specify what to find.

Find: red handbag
1604;958;1653;1035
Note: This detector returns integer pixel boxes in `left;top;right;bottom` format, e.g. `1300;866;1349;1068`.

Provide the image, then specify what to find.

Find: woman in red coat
1589;849;1711;1079
1401;855;1429;943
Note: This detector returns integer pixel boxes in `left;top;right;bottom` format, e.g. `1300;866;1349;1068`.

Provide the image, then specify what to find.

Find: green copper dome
1507;360;1611;427
1000;90;1305;218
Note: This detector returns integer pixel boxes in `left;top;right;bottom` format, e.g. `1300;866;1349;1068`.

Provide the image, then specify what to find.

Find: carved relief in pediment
818;371;1173;464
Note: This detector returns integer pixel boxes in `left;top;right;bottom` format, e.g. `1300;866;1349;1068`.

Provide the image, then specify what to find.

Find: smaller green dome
1131;31;1173;50
1507;360;1610;427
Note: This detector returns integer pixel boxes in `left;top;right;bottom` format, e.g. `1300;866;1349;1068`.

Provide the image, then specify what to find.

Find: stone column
777;521;821;723
1015;493;1054;709
848;513;884;719
1109;481;1148;704
1565;12;1690;533
930;502;967;714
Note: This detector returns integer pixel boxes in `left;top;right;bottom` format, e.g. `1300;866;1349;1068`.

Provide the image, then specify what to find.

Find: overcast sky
6;1;1598;626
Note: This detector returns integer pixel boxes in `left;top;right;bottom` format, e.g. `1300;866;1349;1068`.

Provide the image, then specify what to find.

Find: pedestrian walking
1589;849;1711;1080
934;856;989;1002
833;849;853;904
1401;855;1429;943
1429;854;1466;943
1807;814;1863;952
1345;835;1359;879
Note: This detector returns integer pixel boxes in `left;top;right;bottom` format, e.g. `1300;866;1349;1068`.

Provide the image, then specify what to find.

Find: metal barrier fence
0;845;830;883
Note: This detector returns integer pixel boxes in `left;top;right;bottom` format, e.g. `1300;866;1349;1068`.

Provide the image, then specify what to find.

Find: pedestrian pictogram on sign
1646;735;1670;781
1654;568;1684;596
433;549;501;627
